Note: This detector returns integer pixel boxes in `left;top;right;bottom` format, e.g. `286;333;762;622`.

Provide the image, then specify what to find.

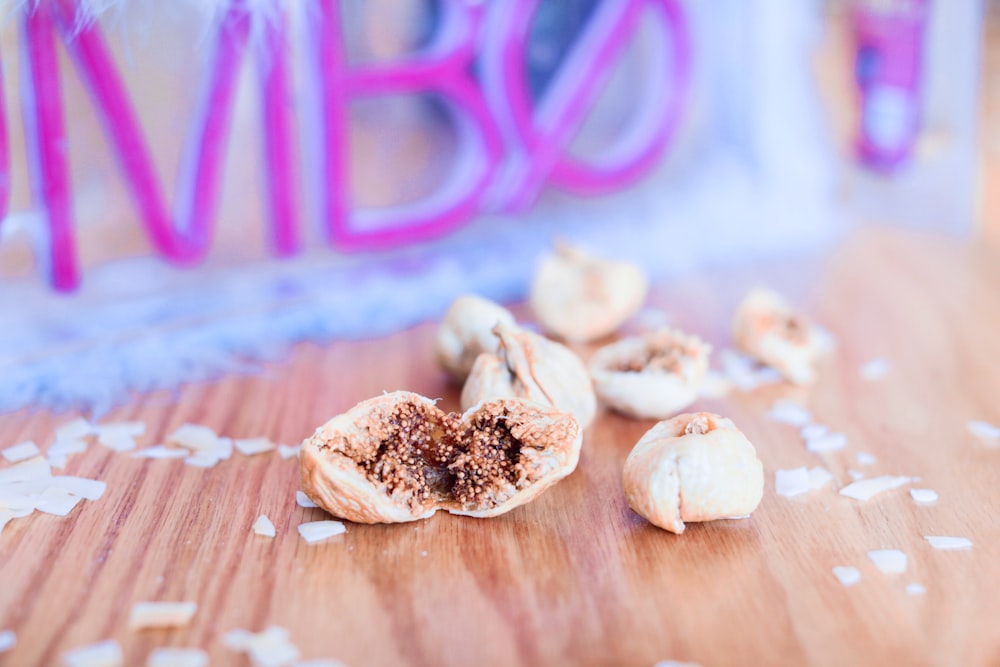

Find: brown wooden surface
1;226;999;666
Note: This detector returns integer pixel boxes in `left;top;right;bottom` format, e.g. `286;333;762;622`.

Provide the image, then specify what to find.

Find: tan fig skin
461;322;597;428
623;412;763;534
434;295;517;382
589;328;711;420
732;288;824;385
529;241;648;343
300;391;582;524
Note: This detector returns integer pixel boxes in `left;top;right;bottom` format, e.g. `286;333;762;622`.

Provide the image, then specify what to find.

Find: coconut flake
856;452;877;465
805;431;847;453
131;446;188;459
296;491;318;508
0;629;15;653
298;521;346;544
3;441;40;463
966;420;1000;440
859;358;889;381
720;350;782;391
775;467;811;497
224;626;300;667
653;661;702;667
62;639;123;667
768;399;812;427
291;661;349;667
923;536;973;550
800;424;828;440
831;566;861;586
168;424;220;450
48;439;89;468
839;475;911;501
868;549;907;574
235;438;276;456
183;454;222;469
35;487;84;516
910;488;938;504
0;456;52;485
146;647;209;667
55;418;96;442
129;601;197;629
807;466;833;490
847;469;865;481
253;514;276;538
906;583;926;596
277;444;301;460
51;476;107;500
95;422;146;452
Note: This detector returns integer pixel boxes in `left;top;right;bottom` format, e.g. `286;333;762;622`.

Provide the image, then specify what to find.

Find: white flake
847;469;865;481
906;583;926;596
0;629;15;652
62;639;123;667
775;468;811;498
129;601;197;629
290;661;349;667
3;441;40;463
35;487;84;516
856;452;877;465
277;444;301;460
923;536;972;550
0;456;52;485
131;446;188;460
55;418;96;442
235;438;276;456
832;566;861;586
95;422;146;452
253;514;276;538
859;358;890;381
839;475;911;501
224;626;300;667
807;466;833;490
967;420;1000;440
296;491;319;508
298;521;346;544
910;489;938;504
146;648;209;667
868;549;907;574
168;424;220;450
800;424;828;440
805;431;847;453
768;399;812;427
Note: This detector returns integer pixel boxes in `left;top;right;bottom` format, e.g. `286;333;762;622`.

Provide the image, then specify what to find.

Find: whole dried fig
435;295;517;381
732;288;825;385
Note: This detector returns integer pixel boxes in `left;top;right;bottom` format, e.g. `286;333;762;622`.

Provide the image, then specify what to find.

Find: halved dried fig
732;288;825;385
623;412;763;534
529;241;648;343
461;322;597;428
435;295;517;382
589;328;711;419
300;391;581;523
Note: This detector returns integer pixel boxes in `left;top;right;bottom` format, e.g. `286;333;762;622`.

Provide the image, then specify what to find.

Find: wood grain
1;226;1000;667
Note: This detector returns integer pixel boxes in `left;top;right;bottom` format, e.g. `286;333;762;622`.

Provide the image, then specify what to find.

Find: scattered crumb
924;536;973;550
832;566;861;586
277;445;301;460
966;420;1000;441
720;350;783;391
775;467;811;497
3;441;40;463
0;629;14;653
253;514;276;538
807;466;834;490
910;489;938;504
55;418;95;442
298;521;346;544
906;583;926;596
859;358;890;381
768;399;812;427
224;626;300;667
62;639;123;667
235;438;276;456
847;469;865;481
839;475;911;501
800;424;828;440
131;446;188;460
296;491;319;508
805;431;847;453
129;601;197;630
868;549;907;574
146;647;209;667
421;551;428;557
856;452;877;465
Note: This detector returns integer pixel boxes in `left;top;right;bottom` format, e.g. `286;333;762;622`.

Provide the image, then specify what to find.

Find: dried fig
435;295;517;381
732;288;824;385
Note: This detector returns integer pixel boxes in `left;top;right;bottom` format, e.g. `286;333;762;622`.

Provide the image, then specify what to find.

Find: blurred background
0;0;990;413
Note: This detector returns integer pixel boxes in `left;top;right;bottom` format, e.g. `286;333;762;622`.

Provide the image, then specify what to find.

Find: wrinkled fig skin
461;322;597;428
732;288;822;386
589;329;711;420
529;242;648;343
435;295;517;382
300;391;582;524
623;412;764;534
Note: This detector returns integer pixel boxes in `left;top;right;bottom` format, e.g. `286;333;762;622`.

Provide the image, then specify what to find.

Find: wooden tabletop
1;225;999;667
